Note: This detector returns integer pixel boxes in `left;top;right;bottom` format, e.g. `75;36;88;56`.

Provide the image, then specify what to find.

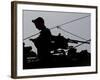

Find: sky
23;10;91;54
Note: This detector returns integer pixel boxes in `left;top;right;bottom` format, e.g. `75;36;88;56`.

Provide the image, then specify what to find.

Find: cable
24;32;40;40
53;15;90;28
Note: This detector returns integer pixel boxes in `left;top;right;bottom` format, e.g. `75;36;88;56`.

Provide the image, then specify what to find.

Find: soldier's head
32;17;45;30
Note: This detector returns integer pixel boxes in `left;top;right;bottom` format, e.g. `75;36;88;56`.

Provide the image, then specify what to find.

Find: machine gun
49;34;90;55
68;39;90;44
30;33;90;55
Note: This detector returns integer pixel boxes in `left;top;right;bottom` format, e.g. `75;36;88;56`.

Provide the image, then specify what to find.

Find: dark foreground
23;51;91;69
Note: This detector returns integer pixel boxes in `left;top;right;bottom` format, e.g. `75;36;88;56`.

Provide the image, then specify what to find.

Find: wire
51;15;90;29
24;32;40;40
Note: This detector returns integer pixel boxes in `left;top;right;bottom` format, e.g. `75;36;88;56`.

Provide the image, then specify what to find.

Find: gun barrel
69;39;90;44
76;40;90;44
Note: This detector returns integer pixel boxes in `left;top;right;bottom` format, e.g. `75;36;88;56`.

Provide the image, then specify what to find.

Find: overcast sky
23;10;91;53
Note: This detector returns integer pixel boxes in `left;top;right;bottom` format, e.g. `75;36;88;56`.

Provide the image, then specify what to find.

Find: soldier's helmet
32;17;44;24
32;17;45;30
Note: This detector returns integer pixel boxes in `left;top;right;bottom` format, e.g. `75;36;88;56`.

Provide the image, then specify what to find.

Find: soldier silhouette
30;17;52;63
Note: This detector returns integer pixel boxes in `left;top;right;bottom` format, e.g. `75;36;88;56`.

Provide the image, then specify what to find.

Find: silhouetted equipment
68;47;77;56
23;43;32;54
23;43;37;65
70;39;90;44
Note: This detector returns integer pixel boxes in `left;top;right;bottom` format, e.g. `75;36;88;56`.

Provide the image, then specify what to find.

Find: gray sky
23;10;91;53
